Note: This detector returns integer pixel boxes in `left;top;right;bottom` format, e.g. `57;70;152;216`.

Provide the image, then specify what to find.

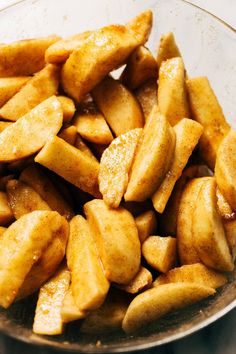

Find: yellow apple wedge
125;107;176;202
0;96;63;162
0;210;67;308
158;57;190;126
192;177;233;271
61;11;152;101
152;118;203;213
61;287;87;323
135;210;157;243
120;46;157;89
84;199;141;284
215;130;236;211
135;79;157;122
177;178;206;264
33;265;70;335
153;263;227;289
99;128;142;208
186;76;230;169
118;267;152;294
0;35;60;77
92;76;144;136
0;76;30;107
35;136;101;198
6;179;51;219
66;215;110;311
122;283;215;333
156;32;181;69
0;64;60;121
142;236;177;273
20;164;74;220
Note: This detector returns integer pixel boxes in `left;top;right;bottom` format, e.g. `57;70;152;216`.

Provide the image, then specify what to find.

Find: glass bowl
0;0;235;352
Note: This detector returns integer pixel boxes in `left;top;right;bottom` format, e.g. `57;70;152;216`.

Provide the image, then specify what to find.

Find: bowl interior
0;0;235;352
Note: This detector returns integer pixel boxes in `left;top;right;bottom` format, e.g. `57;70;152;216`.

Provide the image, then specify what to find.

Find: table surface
0;0;235;353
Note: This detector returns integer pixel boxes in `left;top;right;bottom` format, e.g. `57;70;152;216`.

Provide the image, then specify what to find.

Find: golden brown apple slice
135;210;157;243
6;179;51;219
125;107;175;201
0;76;30;107
153;263;227;289
20;164;74;220
80;289;130;334
135;79;157;122
215;130;236;211
0;96;63;162
73;102;113;145
33;265;70;335
67;215;110;311
61;287;87;323
58;126;77;146
192;177;233;271
186;77;230;169
156;32;181;69
84;199;141;284
0;64;60;121
177;178;206;265
118;266;152;294
158;57;190;126
120;46;157;89
57;96;76;123
61;11;152;101
0;210;67;308
35;136;101;198
45;31;92;63
122;283;215;333
17;217;69;299
99;128;142;208
0;35;60;77
152;118;203;213
142;236;177;273
92;76;144;136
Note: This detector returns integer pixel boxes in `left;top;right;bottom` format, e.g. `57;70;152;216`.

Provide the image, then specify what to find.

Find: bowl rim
0;0;235;352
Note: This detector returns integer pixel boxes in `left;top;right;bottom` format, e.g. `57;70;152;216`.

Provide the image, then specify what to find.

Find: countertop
0;0;235;353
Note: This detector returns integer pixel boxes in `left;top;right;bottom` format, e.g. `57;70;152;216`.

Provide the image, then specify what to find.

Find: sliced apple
80;289;130;334
92;76;144;136
0;76;30;108
125;107;175;201
6;179;51;219
186;76;230;169
0;210;67;308
84;199;141;284
0;64;60;121
142;236;177;273
215;130;236;211
157;32;181;69
152;118;202;213
61;11;152;101
153;263;227;289
122;283;215;333
73;102;113;145
135;79;157;122
35;136;101;198
61;287;87;323
192;177;233;271
177;178;205;265
120;46;157;89
135;210;157;243
33;265;70;335
99;128;142;208
67;215;110;311
0;35;60;77
158;57;190;126
0;96;63;162
118;266;152;294
20;164;74;220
